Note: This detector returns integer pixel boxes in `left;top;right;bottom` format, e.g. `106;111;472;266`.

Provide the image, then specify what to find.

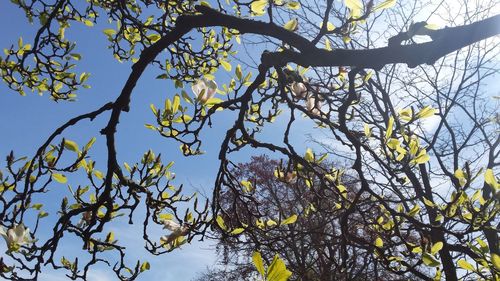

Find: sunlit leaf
220;60;232;72
422;253;440;267
140;261;150;272
252;251;266;277
385;116;394;139
52;173;67;184
64;139;79;152
281;214;297;225
484;169;499;190
344;0;363;11
283;19;298;31
172;95;180;113
230;228;245;235
267;254;292;281
286;1;300;9
251;0;268;15
304;148;314;162
267;219;277;227
374;0;397;11
84;137;96;151
364;123;372;137
431;242;443;255
416;106;436;119
235;64;243;80
413;149;430;164
325;38;332;51
491;253;500;271
241;180;253;192
457;259;475;271
216;215;227;230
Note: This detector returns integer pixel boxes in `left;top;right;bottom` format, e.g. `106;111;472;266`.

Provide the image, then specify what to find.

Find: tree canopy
0;0;499;280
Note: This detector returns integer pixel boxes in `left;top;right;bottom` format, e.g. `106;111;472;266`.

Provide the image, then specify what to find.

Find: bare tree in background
195;155;415;280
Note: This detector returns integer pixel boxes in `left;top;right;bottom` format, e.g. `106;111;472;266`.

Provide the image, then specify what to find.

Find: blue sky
0;3;218;280
0;2;317;280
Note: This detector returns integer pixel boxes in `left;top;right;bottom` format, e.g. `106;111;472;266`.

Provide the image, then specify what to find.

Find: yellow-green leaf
140;261;150;272
408;204;421;216
83;19;94;27
206;97;224;106
93;170;104;180
422;253;440;267
147;33;161;43
230;228;245;235
267;219;277;227
64;139;79;152
172;95;180;113
375;237;384;248
283;19;298;31
106;231;115;242
364;123;372;137
385;116;394;139
431;242;443;255
150;103;158;115
320;21;335;31
220;60;232;72
158;213;173;221
251;0;268;15
103;29;116;36
253;251;266;277
457;259;475;271
84;137;96;151
216;215;227;230
286;1;300;9
422;197;435;207
324;38;332;51
425;23;440;30
344;0;363;11
484;169;499;190
413;149;430;164
235;64;243;80
398;108;413;121
281;214;298;225
374;0;397;11
267;254;292;281
52;173;67;184
305;148;314;162
344;0;363;18
491;253;500;271
416;106;436;119
241;180;253;192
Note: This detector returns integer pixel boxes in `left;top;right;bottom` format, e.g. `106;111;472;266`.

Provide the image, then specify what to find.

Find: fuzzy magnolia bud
306;94;324;117
192;78;217;103
0;224;32;251
291;82;308;99
161;220;189;245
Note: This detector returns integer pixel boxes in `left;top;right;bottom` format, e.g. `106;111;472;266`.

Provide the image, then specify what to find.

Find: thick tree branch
261;14;500;68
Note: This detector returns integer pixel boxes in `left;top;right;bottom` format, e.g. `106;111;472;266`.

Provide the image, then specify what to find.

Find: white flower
192;77;217;104
0;224;32;251
160;220;189;245
162;219;181;231
306;94;324;117
291;82;307;99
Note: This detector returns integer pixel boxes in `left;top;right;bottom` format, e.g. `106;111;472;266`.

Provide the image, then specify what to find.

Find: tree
0;0;499;280
199;155;408;280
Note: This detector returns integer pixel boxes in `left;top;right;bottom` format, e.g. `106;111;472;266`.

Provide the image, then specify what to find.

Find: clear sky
0;3;216;280
0;2;316;280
